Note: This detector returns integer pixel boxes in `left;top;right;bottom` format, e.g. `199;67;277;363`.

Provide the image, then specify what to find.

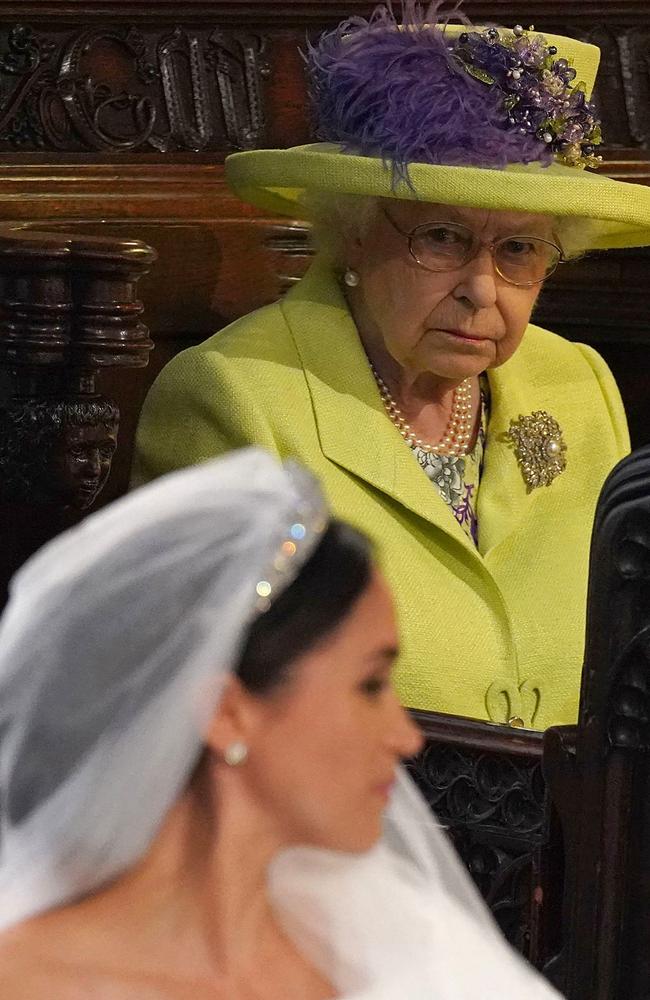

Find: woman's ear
345;199;380;269
346;231;365;269
203;675;262;758
339;212;366;269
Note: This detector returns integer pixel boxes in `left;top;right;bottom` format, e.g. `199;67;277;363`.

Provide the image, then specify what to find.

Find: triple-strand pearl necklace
370;363;474;457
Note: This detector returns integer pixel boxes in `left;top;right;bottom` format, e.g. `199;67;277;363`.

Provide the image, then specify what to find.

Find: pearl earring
224;741;248;767
343;268;360;288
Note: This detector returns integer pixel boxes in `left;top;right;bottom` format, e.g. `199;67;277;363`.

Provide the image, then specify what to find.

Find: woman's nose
453;248;499;309
385;692;424;760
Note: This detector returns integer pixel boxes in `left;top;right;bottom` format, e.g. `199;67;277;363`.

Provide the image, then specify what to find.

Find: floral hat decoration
226;2;650;251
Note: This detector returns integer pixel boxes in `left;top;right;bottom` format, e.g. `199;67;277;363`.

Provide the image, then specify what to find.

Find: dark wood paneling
0;9;644;157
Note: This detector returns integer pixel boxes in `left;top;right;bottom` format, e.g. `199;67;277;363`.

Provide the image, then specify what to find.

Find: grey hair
299;192;379;269
552;216;598;261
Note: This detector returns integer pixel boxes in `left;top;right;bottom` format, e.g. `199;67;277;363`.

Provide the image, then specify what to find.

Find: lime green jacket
134;259;629;729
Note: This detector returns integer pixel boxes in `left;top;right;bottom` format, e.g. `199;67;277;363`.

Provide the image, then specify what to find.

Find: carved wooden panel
0;23;268;154
0;4;644;157
407;712;561;968
540;446;650;999
0;229;155;600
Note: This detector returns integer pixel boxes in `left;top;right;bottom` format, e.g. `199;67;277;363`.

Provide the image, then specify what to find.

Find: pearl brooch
506;411;567;491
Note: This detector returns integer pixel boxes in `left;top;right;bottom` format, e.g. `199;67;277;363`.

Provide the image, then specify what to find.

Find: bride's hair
236;520;372;694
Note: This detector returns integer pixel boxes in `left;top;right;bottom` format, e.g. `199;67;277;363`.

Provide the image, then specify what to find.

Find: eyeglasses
382;206;564;287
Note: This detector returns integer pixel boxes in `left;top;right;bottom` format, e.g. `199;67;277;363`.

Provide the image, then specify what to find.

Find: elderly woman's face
347;199;557;381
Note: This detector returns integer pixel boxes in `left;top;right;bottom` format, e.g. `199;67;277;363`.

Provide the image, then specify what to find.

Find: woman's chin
321;820;384;855
419;349;493;381
427;360;490;382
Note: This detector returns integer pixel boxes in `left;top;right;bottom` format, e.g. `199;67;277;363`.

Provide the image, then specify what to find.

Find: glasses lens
496;237;561;285
410;223;475;272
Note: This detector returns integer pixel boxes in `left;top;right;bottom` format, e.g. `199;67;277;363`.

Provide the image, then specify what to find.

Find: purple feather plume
306;1;551;182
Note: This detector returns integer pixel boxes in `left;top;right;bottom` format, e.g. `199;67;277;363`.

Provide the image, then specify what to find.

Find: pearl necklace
370;364;474;457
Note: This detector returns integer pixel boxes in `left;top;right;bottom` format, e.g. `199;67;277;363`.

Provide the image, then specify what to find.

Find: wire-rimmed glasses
382;206;564;287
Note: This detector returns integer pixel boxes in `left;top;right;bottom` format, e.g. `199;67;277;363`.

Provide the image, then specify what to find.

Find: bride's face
242;571;423;853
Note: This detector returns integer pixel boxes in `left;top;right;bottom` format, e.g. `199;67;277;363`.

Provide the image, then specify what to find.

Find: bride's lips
374;778;396;802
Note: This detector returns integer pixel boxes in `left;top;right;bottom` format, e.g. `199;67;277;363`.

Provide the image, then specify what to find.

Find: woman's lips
439;328;488;345
374;778;396;801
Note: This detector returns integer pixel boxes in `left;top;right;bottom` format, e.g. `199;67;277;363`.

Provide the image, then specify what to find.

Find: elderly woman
133;7;650;730
0;451;559;998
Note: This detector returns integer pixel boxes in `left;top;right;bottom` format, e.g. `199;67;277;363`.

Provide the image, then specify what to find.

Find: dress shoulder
186;299;293;361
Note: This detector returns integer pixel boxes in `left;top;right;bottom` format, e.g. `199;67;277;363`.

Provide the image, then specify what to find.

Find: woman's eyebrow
430;205;552;235
368;644;400;664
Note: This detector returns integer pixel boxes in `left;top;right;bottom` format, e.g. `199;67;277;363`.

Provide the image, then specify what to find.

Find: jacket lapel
478;343;552;559
281;259;480;557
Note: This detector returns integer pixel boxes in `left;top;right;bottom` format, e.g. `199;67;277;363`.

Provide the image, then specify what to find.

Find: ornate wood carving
615;30;650;147
0;8;643;156
1;396;118;509
0;23;267;153
0;230;155;513
544;446;650;1000
407;712;557;966
0;2;644;22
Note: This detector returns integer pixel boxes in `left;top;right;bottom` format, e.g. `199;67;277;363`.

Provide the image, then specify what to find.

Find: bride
0;450;559;998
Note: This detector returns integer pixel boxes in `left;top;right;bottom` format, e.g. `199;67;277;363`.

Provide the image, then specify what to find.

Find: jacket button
508;716;525;728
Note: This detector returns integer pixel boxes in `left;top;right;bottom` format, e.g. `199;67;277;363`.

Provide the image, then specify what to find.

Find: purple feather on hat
306;1;552;182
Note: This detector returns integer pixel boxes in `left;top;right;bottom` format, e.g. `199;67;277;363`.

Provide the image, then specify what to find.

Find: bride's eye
359;675;388;698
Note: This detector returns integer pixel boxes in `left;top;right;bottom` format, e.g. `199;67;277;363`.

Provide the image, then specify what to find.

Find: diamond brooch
506;410;567;491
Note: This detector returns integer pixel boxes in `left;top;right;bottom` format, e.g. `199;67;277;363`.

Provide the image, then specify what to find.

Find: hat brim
226;143;650;251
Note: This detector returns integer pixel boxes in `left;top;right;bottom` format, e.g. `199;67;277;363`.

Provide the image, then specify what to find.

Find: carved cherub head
0;396;119;509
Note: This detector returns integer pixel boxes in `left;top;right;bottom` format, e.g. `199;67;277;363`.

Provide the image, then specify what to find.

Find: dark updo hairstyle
236;520;373;695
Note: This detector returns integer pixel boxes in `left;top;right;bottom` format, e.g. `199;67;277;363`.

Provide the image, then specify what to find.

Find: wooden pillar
0;229;156;602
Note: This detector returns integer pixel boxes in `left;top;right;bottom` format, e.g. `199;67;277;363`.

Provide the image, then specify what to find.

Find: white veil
270;769;560;998
0;449;560;998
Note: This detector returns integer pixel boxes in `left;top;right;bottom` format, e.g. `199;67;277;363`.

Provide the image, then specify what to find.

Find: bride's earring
343;268;360;288
224;741;248;767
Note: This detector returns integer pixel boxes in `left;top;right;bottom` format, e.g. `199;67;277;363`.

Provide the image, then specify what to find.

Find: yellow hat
226;15;650;251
